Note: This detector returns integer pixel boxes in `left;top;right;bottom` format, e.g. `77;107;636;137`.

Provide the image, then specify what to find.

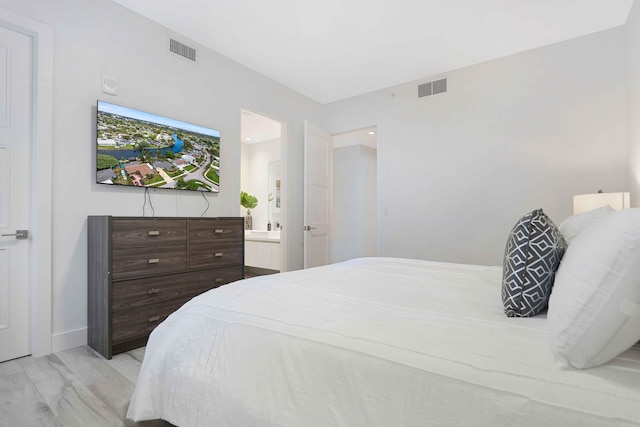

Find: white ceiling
111;0;633;104
241;109;282;144
334;127;377;149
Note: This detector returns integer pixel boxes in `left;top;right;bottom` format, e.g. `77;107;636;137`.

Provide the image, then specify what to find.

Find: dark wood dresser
88;216;244;359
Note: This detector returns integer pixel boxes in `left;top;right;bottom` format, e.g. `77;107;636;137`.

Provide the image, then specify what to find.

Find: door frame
239;107;288;272
0;7;53;357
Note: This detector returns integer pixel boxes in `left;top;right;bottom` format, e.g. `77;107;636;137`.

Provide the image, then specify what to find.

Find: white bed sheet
127;257;640;426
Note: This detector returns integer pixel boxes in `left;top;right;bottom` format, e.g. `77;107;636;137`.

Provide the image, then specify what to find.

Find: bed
126;256;640;427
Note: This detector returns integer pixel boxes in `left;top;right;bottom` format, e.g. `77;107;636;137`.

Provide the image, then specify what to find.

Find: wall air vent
418;78;447;98
169;38;197;62
418;82;432;97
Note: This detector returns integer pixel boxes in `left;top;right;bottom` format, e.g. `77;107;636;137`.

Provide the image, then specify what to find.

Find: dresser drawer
189;219;243;244
112;219;187;249
112;245;187;280
189;242;243;270
112;298;190;343
112;266;244;312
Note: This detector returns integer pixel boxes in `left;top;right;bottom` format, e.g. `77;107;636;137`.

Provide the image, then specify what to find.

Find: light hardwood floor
0;346;173;427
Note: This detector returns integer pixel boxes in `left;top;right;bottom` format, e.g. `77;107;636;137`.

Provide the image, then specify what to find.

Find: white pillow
558;205;614;245
547;208;640;369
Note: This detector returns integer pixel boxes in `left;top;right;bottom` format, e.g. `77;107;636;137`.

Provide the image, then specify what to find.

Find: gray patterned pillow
502;209;566;317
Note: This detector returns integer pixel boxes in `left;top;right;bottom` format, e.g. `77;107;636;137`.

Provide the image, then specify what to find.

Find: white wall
241;139;281;231
627;0;640;204
322;28;628;266
332;145;377;263
0;0;321;350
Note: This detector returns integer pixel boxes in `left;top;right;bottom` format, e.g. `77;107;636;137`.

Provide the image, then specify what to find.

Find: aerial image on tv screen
96;100;221;192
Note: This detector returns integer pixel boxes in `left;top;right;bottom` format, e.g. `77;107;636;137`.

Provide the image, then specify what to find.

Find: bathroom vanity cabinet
244;232;281;271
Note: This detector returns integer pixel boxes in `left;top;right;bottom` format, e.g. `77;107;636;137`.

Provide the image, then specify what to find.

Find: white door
303;121;332;268
0;26;32;362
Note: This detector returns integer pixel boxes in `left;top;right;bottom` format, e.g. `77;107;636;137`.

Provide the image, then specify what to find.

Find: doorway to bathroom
240;109;284;276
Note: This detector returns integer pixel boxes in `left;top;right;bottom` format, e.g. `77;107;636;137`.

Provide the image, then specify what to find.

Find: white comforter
127;257;640;426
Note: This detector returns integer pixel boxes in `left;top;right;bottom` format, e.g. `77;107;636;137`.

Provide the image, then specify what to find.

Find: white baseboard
51;327;87;353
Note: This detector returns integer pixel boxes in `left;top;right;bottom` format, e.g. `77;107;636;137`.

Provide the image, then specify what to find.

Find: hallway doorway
331;126;378;263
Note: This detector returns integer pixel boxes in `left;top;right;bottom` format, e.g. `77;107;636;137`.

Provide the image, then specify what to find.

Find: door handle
302;226;317;231
1;230;29;239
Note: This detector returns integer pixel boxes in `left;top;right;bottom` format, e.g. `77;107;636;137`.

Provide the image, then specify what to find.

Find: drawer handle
148;258;160;264
214;278;224;283
148;315;160;322
148;230;160;236
148;288;160;295
214;229;224;234
214;252;224;257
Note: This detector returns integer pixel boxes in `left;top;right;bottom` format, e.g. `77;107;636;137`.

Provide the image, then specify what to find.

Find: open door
303;121;332;268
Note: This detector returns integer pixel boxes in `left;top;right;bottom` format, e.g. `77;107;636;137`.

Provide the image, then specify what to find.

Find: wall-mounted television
96;100;221;192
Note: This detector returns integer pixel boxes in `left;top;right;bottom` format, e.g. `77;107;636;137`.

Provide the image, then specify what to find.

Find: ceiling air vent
169;38;197;62
418;78;447;98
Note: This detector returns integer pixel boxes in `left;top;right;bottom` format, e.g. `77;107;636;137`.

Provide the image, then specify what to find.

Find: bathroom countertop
244;230;281;243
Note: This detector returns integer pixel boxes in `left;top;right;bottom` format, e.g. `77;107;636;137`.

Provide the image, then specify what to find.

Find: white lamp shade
573;192;630;215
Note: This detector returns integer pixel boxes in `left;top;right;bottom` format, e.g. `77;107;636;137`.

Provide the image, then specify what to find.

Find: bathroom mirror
268;161;281;224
